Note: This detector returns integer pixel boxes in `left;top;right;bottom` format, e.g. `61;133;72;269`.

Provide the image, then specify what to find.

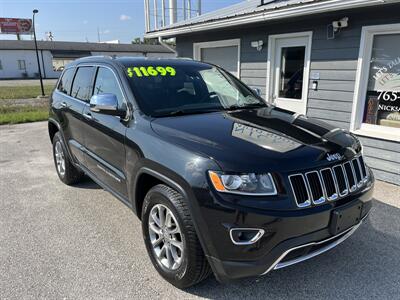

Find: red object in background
0;18;33;34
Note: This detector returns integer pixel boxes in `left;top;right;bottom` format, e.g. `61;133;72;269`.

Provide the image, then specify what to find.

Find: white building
0;40;175;79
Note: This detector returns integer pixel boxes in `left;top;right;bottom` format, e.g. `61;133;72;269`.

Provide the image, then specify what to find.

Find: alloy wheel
55;141;66;176
148;204;184;270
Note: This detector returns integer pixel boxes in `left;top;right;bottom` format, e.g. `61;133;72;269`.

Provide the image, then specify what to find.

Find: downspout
158;36;177;56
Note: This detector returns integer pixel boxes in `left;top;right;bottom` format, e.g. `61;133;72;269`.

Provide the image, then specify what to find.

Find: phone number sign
377;91;400;112
0;18;33;34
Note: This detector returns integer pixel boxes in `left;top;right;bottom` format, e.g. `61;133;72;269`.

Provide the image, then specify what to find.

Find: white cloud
101;29;111;34
119;14;131;21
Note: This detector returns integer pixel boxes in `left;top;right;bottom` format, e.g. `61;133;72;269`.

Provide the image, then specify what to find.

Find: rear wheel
142;184;211;288
52;132;84;185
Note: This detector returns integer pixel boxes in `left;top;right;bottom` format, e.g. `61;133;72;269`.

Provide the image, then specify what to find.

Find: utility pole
32;9;45;97
97;27;101;42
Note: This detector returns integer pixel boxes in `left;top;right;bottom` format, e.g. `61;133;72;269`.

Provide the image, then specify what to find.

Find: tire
142;184;211;288
52;132;84;185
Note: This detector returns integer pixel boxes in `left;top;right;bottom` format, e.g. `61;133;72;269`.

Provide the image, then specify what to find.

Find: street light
32;9;45;97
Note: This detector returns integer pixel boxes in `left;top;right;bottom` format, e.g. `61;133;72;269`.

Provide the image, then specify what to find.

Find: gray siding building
146;0;400;185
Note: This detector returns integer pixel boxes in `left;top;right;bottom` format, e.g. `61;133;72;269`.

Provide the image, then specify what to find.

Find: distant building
0;40;175;79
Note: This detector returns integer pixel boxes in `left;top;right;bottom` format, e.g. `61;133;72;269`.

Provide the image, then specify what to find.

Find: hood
150;106;361;173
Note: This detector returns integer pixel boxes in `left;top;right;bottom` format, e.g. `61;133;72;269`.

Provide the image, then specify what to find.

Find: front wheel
141;184;211;288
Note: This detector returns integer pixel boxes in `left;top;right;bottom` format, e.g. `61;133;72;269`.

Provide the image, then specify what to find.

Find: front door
270;33;311;115
82;66;129;199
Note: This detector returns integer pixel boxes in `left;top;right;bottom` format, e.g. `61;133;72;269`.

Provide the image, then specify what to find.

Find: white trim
193;38;241;78
266;31;313;115
351;23;400;142
144;0;394;38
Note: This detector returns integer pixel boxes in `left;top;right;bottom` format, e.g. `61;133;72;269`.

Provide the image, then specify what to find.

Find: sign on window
363;34;400;128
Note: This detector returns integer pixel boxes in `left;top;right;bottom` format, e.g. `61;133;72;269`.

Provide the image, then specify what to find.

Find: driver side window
94;67;125;108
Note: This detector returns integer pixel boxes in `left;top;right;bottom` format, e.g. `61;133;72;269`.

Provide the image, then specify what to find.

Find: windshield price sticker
127;66;176;78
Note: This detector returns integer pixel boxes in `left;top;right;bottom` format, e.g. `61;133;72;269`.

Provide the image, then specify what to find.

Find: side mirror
89;93;126;117
253;88;262;96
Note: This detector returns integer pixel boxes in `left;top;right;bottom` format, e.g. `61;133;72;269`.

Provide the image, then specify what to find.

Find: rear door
82;65;129;199
64;66;96;164
53;66;91;164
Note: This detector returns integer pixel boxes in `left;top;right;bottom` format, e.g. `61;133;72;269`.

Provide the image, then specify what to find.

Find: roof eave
144;0;394;38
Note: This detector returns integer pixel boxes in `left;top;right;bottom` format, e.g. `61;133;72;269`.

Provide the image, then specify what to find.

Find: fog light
230;228;265;245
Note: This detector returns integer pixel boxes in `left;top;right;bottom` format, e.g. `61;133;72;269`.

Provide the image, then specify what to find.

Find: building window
278;46;305;100
364;34;400;128
0;60;3;70
17;60;26;70
352;24;400;141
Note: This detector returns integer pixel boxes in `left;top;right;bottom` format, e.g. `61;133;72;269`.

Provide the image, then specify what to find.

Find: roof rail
75;55;114;61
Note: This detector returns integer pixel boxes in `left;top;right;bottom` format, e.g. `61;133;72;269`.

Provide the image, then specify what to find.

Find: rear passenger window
94;67;125;108
57;68;75;94
71;66;95;101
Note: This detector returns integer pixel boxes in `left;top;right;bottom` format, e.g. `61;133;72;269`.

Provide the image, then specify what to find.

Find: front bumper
194;178;374;283
264;212;368;274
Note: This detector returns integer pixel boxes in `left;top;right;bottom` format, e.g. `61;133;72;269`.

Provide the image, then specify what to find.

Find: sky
0;0;243;43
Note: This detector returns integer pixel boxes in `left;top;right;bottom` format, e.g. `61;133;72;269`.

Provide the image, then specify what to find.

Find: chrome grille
305;171;325;204
358;156;368;180
332;165;348;197
289;156;369;208
352;158;363;187
320;168;338;201
288;174;311;207
343;162;357;192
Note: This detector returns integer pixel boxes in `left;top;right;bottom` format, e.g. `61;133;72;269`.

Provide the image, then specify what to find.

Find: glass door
271;35;311;114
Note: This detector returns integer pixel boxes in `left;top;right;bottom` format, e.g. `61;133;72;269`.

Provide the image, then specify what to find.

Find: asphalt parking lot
1;121;399;299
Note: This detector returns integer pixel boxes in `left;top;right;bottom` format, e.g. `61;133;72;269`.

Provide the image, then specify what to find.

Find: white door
269;33;311;114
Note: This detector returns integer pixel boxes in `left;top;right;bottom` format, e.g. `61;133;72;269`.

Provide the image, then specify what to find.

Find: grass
0;104;49;125
0;85;54;100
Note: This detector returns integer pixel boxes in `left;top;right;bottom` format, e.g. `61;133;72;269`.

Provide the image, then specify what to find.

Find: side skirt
77;163;133;210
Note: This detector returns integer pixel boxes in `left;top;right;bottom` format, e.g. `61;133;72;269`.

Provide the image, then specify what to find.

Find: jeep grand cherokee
48;57;374;288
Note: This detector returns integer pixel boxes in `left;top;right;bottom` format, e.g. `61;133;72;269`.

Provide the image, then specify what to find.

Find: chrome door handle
60;102;67;108
83;113;93;120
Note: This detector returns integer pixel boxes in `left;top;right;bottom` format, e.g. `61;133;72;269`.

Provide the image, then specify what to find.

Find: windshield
124;62;266;117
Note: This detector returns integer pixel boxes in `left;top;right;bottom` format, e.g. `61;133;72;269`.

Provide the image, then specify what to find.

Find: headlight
208;171;277;195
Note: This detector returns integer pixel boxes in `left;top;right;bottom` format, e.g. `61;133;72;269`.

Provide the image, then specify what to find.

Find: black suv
49;57;374;288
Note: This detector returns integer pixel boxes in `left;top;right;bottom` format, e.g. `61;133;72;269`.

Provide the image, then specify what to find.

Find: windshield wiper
155;108;222;117
226;103;266;111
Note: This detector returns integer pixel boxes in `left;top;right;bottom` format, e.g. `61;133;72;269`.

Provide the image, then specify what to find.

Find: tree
131;37;159;45
132;37;141;44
